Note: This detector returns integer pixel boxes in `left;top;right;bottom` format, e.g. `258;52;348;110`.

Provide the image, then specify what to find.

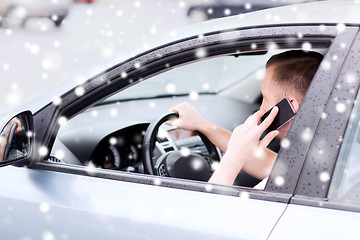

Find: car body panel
268;204;360;239
0;165;287;239
1;1;360;239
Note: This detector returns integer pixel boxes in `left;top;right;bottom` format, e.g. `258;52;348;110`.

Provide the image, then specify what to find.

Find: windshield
105;53;272;102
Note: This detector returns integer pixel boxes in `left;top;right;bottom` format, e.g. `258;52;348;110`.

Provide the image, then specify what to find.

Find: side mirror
0;111;34;165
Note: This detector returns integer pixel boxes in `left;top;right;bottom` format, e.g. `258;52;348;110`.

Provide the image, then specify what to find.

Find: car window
328;91;360;203
51;45;327;189
105;53;271;103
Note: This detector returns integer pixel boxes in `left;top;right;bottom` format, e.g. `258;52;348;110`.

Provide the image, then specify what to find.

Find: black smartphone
260;98;295;132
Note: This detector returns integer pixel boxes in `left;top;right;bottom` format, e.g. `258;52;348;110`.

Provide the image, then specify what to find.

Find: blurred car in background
187;0;322;22
74;0;95;3
0;0;71;28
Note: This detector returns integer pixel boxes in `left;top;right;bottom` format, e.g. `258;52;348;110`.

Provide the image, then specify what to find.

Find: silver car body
1;1;360;239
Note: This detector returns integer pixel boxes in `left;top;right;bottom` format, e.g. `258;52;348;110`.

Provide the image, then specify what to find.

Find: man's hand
168;102;208;131
209;107;279;185
4;118;22;138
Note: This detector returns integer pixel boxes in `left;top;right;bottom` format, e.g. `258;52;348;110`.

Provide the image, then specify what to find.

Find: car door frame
1;23;357;239
268;26;360;240
288;27;360;212
28;24;357;201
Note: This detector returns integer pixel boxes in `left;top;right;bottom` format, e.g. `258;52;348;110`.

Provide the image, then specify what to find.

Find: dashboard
87;123;210;174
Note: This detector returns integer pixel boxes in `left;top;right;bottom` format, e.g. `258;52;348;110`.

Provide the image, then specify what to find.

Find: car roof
13;0;360;116
120;0;360;68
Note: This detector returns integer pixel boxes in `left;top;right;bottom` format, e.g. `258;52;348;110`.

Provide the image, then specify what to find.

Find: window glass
105;53;271;103
50;45;327;189
328;92;360;202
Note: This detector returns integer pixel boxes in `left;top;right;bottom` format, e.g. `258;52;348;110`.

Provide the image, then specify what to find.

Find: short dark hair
266;50;323;97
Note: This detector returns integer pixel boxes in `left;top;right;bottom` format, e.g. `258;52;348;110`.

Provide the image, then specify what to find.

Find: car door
268;28;360;239
0;24;355;239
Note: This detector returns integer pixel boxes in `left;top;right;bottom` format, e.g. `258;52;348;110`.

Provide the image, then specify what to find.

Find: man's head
260;50;323;139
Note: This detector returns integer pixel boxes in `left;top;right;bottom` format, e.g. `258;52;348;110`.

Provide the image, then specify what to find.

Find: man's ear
288;97;300;113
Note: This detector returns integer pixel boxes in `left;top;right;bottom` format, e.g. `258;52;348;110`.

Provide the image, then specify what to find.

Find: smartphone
260;98;295;132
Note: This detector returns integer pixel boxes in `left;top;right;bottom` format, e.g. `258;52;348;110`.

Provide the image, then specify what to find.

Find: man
0;118;22;162
169;50;323;186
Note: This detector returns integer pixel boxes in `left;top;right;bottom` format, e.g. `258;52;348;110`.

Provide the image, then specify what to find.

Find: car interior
48;47;328;188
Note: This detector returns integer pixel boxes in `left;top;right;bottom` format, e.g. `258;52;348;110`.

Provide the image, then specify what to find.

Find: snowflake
134;1;141;8
191;158;203;170
166;83;176;94
189;91;199;101
301;128;313;142
5;29;12;36
205;184;213;192
195;48;207;58
274;176;285;186
321;112;327;119
224;8;231;16
321;60;331;71
26;131;33;138
86;8;93;16
319;171;330;182
29;44;40;55
102;47;113;58
121;72;127;78
41;59;53;70
91;110;98;117
153;178;162;186
202;83;210;90
336;23;346;33
149;101;156;108
245;3;252;10
51;15;58;21
6;92;22;106
281;138;291;149
86;162;96;174
42;231;55;240
109;137;117;145
266;42;278;51
38;146;49;157
58;116;67;126
75;86;85;97
116;10;123;17
346;73;356;84
319;24;326;31
180;147;191;157
302;42;312;51
178;1;186;8
110;108;118;117
134;62;141;69
2;63;10;71
211;161;220;171
39;202;50;213
336;102;346;113
52;96;62;105
255;69;265;80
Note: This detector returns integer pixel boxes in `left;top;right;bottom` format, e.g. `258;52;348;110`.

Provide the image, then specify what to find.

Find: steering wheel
3;122;18;160
142;112;221;181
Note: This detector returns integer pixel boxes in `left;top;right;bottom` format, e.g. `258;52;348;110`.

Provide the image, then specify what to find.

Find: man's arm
209;107;279;186
0;118;22;162
169;102;277;180
169;102;231;153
